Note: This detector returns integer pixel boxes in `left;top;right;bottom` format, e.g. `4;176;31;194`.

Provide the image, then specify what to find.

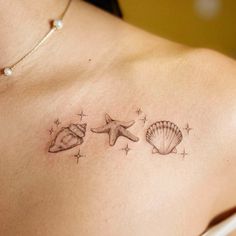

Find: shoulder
125;36;236;121
137;44;236;209
120;35;236;155
115;35;236;210
187;49;236;176
182;48;236;86
141;45;236;152
147;46;236;192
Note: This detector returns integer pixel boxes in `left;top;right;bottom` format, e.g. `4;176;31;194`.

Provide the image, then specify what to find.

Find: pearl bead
53;19;63;30
3;67;13;76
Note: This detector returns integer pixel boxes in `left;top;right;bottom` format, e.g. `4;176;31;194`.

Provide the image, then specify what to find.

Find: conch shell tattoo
48;123;87;153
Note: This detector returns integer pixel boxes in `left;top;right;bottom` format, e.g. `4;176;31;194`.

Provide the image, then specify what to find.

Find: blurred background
86;0;236;58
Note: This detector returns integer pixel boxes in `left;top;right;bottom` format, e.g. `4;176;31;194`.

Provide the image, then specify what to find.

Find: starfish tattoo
91;113;139;146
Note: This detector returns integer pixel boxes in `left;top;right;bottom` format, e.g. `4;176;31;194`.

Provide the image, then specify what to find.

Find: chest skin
0;69;233;236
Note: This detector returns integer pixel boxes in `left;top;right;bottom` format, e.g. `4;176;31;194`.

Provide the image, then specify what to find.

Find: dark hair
84;0;123;18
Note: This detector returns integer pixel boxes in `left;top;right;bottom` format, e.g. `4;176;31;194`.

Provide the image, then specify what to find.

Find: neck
0;0;68;67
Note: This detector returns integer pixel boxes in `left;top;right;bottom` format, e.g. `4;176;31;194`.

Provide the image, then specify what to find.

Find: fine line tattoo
146;121;183;155
136;108;142;116
74;149;86;164
140;115;148;125
183;123;193;135
54;119;61;127
48;123;87;153
91;113;139;146
121;143;131;156
49;127;54;135
179;149;188;159
47;109;192;160
77;110;87;122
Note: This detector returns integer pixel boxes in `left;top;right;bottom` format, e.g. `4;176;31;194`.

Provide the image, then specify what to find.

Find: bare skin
0;1;236;236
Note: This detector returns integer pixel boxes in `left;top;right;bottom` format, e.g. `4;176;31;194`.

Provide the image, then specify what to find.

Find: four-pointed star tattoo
91;113;139;146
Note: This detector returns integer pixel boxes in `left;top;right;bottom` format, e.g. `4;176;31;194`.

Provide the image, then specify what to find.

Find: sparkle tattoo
140;115;148;125
183;123;193;135
121;143;131;156
54;119;61;127
49;127;54;135
136;108;142;116
91;113;139;146
74;149;86;164
77;110;87;122
179;149;188;159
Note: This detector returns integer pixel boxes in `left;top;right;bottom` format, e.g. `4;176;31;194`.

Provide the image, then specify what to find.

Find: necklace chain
1;0;72;77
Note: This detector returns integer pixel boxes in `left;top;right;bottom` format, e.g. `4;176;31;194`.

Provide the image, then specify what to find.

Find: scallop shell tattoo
48;123;87;153
146;121;183;155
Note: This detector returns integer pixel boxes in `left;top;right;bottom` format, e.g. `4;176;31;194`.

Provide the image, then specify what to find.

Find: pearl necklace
1;0;72;77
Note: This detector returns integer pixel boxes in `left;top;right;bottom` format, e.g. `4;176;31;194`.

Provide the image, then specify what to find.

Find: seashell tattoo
48;123;87;153
146;121;183;155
